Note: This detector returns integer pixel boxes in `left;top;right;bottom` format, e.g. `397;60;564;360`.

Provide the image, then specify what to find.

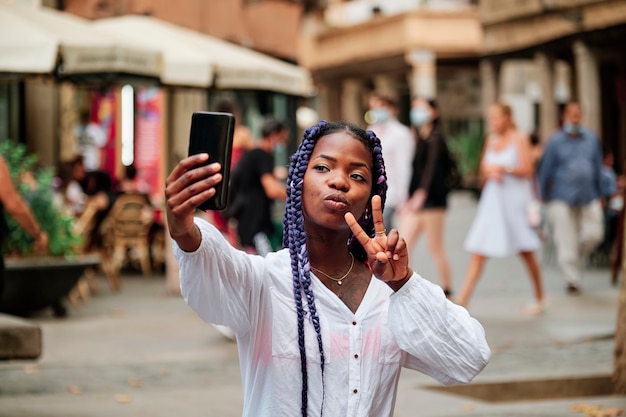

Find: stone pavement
0;191;624;417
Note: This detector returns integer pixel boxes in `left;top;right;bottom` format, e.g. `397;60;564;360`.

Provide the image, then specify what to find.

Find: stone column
58;82;78;163
573;40;601;135
407;49;436;99
480;58;500;125
340;78;364;126
535;52;558;142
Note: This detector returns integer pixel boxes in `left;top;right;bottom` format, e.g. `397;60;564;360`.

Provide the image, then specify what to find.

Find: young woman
398;97;454;297
457;103;545;314
165;121;490;417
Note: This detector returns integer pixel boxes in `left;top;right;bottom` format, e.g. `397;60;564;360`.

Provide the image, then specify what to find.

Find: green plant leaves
0;140;82;257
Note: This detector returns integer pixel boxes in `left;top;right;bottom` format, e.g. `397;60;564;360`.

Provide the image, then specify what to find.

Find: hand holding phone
187;111;235;211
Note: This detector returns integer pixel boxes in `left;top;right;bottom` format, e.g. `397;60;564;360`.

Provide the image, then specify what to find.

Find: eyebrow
316;154;371;170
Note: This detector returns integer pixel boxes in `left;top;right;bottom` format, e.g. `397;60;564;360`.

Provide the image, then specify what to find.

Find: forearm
505;164;532;178
7;199;43;239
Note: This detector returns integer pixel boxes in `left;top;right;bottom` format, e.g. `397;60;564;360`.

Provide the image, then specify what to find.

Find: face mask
410;107;431;127
563;122;581;135
370;108;390;123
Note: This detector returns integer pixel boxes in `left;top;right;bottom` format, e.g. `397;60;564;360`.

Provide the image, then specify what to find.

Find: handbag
526;199;542;228
526;179;542;229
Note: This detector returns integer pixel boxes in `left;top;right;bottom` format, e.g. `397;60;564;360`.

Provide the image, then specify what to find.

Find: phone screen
187;111;235;211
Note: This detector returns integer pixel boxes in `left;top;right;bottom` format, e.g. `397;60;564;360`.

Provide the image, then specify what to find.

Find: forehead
311;132;372;163
566;104;582;114
413;98;428;107
489;105;505;116
369;96;387;106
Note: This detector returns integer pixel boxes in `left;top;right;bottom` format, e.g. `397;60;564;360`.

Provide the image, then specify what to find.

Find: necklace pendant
338;280;342;285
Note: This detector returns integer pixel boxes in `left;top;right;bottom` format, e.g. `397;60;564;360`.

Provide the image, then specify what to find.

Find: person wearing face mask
398;97;454;297
366;92;415;230
537;101;604;295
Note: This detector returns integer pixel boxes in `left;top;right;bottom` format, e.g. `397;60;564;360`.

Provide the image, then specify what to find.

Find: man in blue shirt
538;102;604;294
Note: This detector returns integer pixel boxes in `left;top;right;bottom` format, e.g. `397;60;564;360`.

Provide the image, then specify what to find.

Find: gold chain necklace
311;253;355;286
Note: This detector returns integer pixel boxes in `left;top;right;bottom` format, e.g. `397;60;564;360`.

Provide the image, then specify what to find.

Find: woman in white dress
457;102;545;314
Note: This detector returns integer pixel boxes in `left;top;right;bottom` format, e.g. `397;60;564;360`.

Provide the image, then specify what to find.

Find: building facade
480;0;626;173
298;0;483;138
63;0;302;62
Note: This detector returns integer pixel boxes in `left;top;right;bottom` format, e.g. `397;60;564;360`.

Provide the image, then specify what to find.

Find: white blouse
174;218;490;417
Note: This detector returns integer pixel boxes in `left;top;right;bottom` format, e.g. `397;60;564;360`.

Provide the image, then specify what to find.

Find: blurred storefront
1;1;313;206
0;1;161;179
91;15;313;185
480;0;626;174
298;0;483;137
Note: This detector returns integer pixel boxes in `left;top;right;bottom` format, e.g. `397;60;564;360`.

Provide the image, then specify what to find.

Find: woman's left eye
351;173;367;182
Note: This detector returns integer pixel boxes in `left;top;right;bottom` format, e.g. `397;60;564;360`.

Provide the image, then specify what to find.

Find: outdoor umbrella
0;2;161;77
92;15;313;96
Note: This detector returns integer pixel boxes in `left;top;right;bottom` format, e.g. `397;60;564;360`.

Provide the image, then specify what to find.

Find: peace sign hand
345;195;412;289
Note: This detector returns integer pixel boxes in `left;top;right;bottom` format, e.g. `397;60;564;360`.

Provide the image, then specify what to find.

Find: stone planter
1;254;101;317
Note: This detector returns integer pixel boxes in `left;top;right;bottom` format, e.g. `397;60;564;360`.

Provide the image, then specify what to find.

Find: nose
327;171;349;192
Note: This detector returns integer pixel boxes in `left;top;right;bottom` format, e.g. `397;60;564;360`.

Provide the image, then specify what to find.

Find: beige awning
0;2;161;77
93;15;313;96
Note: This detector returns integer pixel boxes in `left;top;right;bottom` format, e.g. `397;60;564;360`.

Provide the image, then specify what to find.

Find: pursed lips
323;193;348;211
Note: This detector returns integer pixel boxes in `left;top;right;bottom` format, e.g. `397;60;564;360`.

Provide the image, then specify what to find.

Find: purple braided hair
282;121;388;416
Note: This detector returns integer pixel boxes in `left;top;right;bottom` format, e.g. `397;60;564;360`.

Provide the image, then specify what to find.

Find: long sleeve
592;138;604;198
537;138;556;201
388;274;491;385
173;217;265;336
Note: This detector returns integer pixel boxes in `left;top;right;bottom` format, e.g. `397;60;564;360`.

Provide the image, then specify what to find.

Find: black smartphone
187;111;235;211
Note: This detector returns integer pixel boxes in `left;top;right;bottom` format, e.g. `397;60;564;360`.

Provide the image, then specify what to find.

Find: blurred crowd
207;94;623;316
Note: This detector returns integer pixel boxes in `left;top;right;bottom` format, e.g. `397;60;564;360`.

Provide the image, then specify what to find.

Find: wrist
386;267;413;292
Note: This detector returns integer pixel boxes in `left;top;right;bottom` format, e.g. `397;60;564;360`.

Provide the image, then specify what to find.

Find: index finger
166;154;209;184
371;195;385;236
344;212;371;247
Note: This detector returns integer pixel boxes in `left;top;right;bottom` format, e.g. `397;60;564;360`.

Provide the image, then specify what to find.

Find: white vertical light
121;84;134;166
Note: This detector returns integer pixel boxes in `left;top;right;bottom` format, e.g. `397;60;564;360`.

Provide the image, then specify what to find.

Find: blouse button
354;354;359;359
353;389;358;394
352;321;357;326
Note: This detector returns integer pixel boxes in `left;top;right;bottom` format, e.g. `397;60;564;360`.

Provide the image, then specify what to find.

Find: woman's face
487;105;509;134
302;132;373;232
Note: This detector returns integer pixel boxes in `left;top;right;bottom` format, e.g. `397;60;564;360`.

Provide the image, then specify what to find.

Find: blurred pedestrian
398;97;453;297
166;120;490;417
458;102;544;314
367;91;415;229
0;155;48;303
227;117;287;255
57;155;108;217
537;101;604;294
75;110;107;172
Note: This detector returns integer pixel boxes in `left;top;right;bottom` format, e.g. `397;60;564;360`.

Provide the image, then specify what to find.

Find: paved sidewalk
0;191;624;416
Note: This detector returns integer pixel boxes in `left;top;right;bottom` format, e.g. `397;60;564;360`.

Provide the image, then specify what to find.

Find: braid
282;121;388;417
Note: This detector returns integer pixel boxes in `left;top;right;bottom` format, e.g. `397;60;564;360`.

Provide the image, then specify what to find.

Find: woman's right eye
313;165;329;172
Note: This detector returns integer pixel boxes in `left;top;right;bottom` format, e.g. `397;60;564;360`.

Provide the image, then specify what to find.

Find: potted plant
0;141;100;317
